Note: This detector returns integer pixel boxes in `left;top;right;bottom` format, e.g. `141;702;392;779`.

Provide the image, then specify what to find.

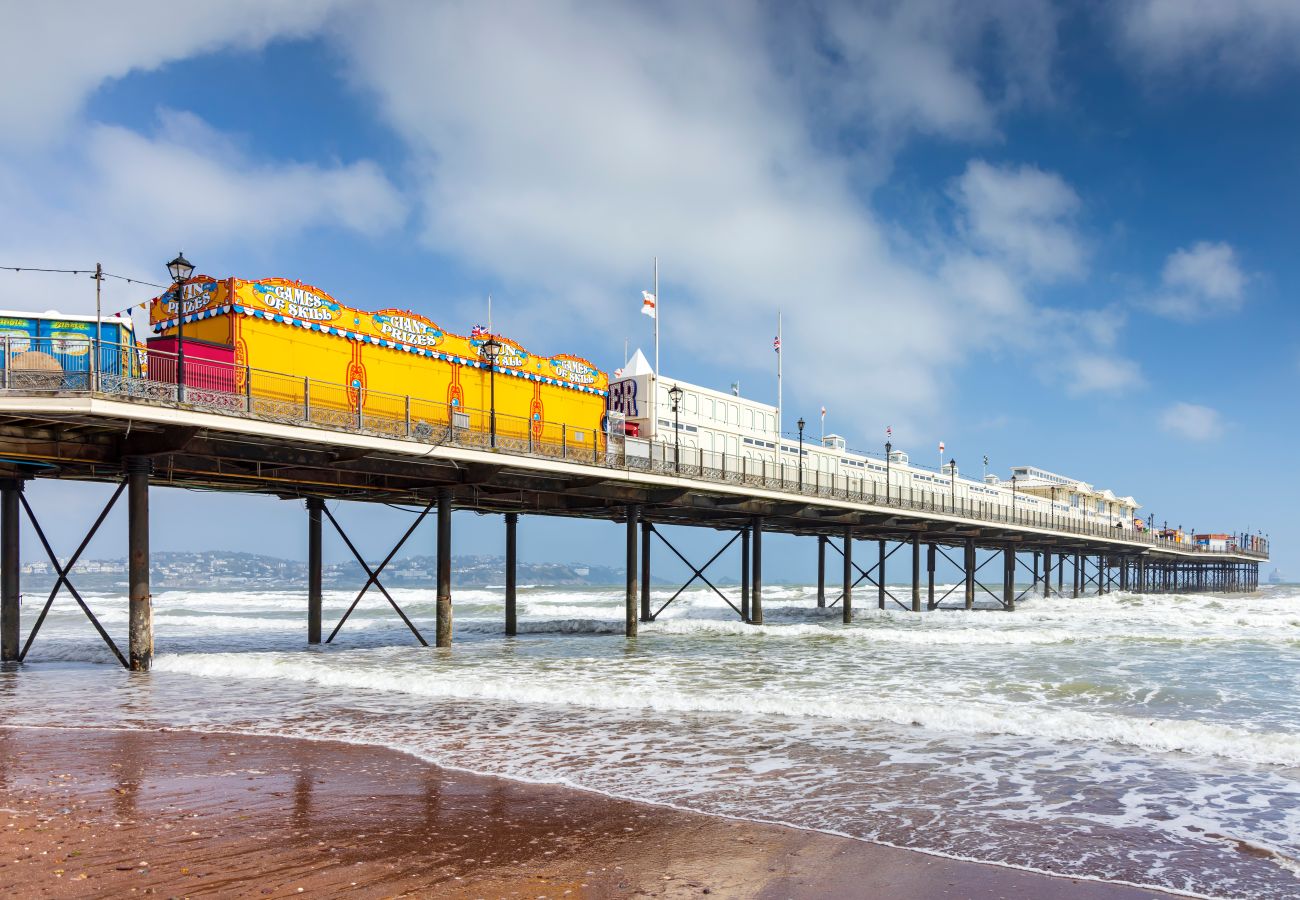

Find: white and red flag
773;334;781;352
939;441;945;454
641;290;657;319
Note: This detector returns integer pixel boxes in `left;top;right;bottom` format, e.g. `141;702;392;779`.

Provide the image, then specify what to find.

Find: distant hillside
20;550;636;591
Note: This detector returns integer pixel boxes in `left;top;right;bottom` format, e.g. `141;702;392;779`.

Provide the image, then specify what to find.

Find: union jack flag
470;324;488;338
773;335;781;353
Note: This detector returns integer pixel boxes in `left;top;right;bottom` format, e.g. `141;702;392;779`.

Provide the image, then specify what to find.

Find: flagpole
487;293;493;333
776;310;782;469
653;256;659;447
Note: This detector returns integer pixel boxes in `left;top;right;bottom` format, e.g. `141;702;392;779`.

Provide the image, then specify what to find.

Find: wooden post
816;535;826;608
625;504;639;637
1003;547;1015;612
505;512;518;636
740;526;750;623
0;478;20;661
911;534;921;613
307;497;323;644
1043;550;1052;598
964;538;975;610
126;458;152;670
640;519;652;622
878;539;886;610
842;526;852;625
436;488;452;648
751;517;763;625
926;542;936;610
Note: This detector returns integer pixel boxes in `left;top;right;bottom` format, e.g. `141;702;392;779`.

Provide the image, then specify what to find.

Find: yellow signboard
150;277;607;395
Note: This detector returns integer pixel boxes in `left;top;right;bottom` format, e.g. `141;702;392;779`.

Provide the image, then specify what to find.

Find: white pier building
606;350;1141;531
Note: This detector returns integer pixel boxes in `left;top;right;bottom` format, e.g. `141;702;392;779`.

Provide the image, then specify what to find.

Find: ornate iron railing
0;336;1269;560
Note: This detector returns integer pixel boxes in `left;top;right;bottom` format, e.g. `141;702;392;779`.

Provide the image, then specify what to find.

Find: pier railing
0;337;1269;561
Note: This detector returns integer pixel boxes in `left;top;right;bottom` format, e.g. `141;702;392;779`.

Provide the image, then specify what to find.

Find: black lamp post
482;337;501;448
797;417;806;489
949;458;956;501
1011;474;1018;517
668;383;683;473
884;440;892;501
166;252;194;401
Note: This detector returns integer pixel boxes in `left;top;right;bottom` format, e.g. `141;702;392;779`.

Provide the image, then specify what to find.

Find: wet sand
0;726;1177;898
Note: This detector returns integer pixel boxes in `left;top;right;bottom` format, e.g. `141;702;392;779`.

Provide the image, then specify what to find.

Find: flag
773;335;781;353
939;441;945;454
641;290;656;319
820;405;826;420
886;426;892;438
470;324;488;338
613;367;625;378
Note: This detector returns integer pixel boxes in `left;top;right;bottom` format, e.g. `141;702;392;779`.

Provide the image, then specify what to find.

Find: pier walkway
0;341;1267;670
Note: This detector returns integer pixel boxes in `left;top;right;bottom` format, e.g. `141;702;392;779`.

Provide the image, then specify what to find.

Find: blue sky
0;1;1294;581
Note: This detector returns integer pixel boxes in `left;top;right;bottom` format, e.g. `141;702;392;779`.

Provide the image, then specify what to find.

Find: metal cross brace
18;481;128;667
929;544;968;607
826;538;908;609
649;524;742;620
323;501;432;645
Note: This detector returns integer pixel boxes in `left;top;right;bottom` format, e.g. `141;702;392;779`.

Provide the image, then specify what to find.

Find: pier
0;342;1267;670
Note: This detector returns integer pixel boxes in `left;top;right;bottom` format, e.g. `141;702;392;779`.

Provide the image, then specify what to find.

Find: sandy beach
0;726;1177;899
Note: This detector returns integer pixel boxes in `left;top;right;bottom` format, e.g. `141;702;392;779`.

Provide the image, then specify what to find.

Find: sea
2;581;1298;899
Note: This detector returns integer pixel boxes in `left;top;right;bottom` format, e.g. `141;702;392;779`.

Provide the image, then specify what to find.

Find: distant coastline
19;550;646;592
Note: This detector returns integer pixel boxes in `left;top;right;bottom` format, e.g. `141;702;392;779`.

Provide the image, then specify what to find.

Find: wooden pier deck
0;375;1267;671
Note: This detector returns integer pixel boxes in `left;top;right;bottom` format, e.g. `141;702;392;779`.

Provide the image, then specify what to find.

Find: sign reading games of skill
149;276;607;395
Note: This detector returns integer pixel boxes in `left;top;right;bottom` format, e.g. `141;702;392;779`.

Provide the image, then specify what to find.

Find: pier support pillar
911;535;921;613
126;457;152;671
1120;556;1129;592
926;543;936;610
751;518;763;625
1057;553;1064;594
0;478;21;662
1073;554;1081;598
877;540;886;611
817;536;827;609
436;488;453;648
842;527;853;624
1033;552;1041;594
1043;551;1052;598
505;513;518;636
964;539;975;610
306;497;323;644
640;519;652;622
625;504;639;637
741;526;750;623
1003;547;1015;612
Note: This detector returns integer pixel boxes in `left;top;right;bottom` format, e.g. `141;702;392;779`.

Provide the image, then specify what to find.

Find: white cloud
1119;0;1300;80
1063;353;1144;395
0;1;1135;439
0;110;404;315
1159;402;1224;441
951;160;1085;280
1149;241;1246;319
808;1;1058;145
0;0;345;149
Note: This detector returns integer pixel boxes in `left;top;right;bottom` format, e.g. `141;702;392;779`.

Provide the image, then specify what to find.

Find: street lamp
797;417;806;489
482;337;501;447
949;457;956;501
166;252;194;401
668;383;683;473
1011;474;1018;517
884;440;892;502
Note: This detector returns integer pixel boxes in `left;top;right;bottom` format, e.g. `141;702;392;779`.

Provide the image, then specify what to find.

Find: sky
0;0;1295;584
